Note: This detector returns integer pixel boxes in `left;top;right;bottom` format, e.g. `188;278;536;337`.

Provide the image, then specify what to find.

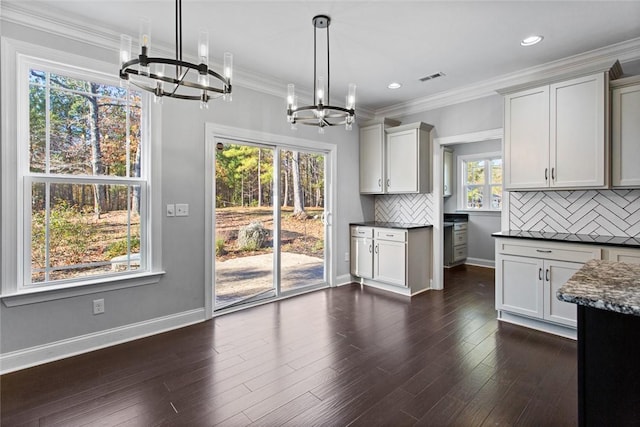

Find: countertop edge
492;231;640;249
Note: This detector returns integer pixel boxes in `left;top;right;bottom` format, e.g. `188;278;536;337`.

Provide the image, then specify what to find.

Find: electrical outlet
166;204;175;217
344;252;349;262
93;298;105;315
176;203;189;217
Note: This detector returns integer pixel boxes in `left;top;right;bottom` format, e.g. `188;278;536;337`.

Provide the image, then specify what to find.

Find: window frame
1;38;163;305
457;152;503;212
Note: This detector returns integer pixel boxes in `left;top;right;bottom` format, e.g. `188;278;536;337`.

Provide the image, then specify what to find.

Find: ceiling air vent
419;72;446;82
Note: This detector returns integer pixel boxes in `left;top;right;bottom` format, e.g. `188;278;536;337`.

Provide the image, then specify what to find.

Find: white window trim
1;37;164;305
457;151;503;212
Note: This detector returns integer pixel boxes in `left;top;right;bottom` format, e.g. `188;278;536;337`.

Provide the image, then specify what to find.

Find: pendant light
119;0;232;108
286;15;356;133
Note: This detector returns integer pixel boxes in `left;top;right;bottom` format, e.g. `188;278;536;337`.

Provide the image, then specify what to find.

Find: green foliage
215;238;226;256
106;235;141;259
32;201;92;265
237;221;268;251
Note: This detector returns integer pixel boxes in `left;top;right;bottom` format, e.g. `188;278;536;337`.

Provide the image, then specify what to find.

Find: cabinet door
504;86;550;190
374;239;406;286
612;83;640;187
443;149;453;197
359;124;385;193
496;254;544;319
550;73;606;188
386;129;418;193
543;260;579;327
350;237;373;279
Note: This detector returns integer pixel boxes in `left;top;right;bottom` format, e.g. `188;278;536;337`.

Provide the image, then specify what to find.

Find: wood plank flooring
0;265;578;426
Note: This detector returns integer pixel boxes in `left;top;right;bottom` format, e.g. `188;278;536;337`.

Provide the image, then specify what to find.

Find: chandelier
287;15;356;133
119;0;232;108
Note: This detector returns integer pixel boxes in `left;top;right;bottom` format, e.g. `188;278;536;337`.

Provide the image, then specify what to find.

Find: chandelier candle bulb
347;83;356;109
198;30;209;64
138;17;151;76
317;76;325;105
120;35;132;65
223;52;233;101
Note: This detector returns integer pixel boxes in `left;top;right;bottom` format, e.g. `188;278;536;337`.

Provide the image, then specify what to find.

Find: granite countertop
557;259;640;316
350;222;433;230
492;230;640;249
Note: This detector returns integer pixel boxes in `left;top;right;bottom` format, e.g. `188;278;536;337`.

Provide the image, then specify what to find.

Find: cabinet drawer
498;242;600;263
453;223;468;232
453;230;467;246
375;228;407;242
351;226;373;238
453;245;467;262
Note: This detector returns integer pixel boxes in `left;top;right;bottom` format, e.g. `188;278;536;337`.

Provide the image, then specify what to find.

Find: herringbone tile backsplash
509;190;640;237
375;194;434;224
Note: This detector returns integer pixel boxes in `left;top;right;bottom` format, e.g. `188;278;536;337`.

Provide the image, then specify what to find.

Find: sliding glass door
213;139;327;311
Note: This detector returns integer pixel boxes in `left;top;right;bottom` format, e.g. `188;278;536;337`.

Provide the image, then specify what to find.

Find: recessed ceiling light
521;35;544;46
388;82;402;89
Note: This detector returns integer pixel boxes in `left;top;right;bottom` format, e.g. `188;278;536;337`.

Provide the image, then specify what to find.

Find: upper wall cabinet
611;76;640;188
443;148;453;197
503;72;609;191
359;119;400;194
359;120;433;194
385;122;433;194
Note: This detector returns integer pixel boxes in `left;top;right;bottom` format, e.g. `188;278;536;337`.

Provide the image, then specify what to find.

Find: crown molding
3;2;639;120
375;36;640;119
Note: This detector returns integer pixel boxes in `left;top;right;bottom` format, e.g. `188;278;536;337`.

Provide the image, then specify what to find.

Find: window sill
1;271;165;307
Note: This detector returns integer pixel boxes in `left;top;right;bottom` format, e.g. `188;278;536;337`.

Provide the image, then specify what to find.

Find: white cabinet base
497;310;577;340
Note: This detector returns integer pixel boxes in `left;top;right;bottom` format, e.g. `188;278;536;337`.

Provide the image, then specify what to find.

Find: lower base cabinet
495;238;602;335
350;225;431;296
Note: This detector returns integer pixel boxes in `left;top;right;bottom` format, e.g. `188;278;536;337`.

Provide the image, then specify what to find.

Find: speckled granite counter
350;222;432;230
557;259;640;426
557;259;640;316
492;230;640;248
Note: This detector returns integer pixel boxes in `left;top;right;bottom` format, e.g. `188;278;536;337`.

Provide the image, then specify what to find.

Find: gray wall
0;22;364;353
443;140;502;263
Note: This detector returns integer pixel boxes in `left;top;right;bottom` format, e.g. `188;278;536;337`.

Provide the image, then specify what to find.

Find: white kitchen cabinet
374;230;406;286
443;148;453;197
359;119;400;194
503;72;608;190
606;247;640;265
495;238;602;334
385;123;432;193
611;76;640;188
350;225;431;296
350;226;374;279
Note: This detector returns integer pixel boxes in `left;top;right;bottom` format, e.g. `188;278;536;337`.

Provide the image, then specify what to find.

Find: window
458;153;502;211
20;57;149;289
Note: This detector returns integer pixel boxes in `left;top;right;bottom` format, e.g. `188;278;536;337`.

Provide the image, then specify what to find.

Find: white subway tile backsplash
375;193;434;224
509;189;640;237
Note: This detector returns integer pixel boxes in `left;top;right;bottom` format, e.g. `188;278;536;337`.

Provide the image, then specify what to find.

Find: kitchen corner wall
509;189;640;237
375;194;435;224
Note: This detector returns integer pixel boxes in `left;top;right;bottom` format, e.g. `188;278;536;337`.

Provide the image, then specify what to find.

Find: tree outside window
23;61;147;286
459;153;502;211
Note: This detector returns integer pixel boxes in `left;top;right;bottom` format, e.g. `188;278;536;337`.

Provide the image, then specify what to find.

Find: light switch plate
176;203;189;217
166;204;175;217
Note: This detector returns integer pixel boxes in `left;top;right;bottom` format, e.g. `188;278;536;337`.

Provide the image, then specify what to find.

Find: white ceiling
6;1;640;114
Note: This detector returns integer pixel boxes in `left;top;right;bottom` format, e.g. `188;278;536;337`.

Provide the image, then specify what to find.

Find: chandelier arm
313;21;317;106
326;22;330;106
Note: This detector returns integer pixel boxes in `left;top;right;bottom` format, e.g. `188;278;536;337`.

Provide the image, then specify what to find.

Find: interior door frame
204;123;337;319
433;128;503;290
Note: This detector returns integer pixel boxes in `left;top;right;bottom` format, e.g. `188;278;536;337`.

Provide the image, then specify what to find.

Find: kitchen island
557;259;640;426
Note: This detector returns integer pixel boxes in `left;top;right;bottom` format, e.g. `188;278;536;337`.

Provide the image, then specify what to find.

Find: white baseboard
336;274;355;286
0;308;206;374
465;257;495;268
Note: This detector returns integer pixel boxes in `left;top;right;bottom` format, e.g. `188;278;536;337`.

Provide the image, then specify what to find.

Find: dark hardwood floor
0;265;578;426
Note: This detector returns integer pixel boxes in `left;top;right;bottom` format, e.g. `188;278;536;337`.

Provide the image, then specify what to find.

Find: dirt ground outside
214;206;325;305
